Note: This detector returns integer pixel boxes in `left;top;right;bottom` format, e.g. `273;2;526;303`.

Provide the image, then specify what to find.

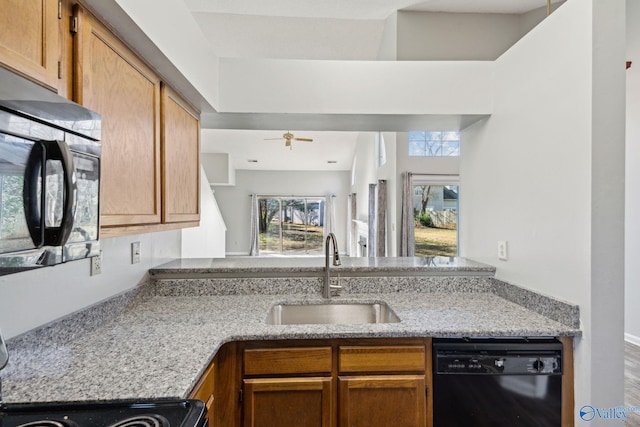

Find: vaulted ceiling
188;0;562;171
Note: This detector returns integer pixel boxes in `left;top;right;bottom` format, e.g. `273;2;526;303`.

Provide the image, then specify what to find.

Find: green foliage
416;211;433;228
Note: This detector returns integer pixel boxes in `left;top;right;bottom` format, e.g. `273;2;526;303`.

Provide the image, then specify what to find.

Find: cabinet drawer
339;346;425;373
244;347;332;376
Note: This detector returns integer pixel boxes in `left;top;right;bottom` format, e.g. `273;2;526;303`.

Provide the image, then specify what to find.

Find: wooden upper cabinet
0;0;60;90
161;84;200;224
73;5;162;229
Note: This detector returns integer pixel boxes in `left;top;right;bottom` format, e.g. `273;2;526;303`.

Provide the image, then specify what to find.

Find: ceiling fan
264;131;313;149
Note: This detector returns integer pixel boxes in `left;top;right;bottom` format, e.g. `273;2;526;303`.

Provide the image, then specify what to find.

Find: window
258;197;325;255
413;178;459;256
376;132;387;167
409;131;460;157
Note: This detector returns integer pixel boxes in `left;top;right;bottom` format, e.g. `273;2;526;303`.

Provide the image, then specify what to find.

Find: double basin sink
267;302;400;325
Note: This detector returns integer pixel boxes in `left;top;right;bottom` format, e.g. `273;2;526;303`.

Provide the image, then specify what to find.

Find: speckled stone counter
1;270;580;405
149;256;496;277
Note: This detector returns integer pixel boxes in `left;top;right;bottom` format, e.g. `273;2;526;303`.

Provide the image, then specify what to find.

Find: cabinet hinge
57;61;62;79
71;16;78;34
239;389;243;403
58;1;62;19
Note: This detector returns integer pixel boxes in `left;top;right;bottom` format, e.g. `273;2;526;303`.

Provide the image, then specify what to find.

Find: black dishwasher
433;338;563;427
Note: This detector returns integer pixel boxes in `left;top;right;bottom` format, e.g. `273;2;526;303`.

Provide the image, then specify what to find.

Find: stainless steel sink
266;302;400;325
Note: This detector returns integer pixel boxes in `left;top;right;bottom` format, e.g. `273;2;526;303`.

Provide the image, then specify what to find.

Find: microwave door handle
43;140;77;246
22;141;45;247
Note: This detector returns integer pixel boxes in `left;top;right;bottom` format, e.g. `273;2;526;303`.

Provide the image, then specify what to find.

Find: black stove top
0;400;206;427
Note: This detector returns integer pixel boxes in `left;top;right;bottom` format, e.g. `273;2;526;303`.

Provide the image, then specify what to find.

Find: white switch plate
131;241;141;264
91;251;103;276
498;241;508;261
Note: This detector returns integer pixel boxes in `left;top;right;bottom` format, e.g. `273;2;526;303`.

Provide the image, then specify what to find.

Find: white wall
218;59;493;114
518;2;567;37
378;133;397;256
396;11;521;60
349;132;398;255
213;170;351;255
181;165;227;258
460;0;625;414
114;0;220;110
351;133;378;224
377;12;398;60
625;0;640;344
0;230;181;339
201;153;234;185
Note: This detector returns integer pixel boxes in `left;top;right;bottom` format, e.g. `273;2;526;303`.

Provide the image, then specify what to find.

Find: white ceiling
185;0;561;19
201;129;360;171
187;0;561;171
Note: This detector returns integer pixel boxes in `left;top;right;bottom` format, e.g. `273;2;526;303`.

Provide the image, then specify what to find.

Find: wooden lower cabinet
243;377;333;427
338;375;426;427
196;338;573;427
190;359;216;426
239;339;430;427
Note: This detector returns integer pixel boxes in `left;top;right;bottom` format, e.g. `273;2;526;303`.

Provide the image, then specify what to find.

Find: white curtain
323;195;336;239
249;194;260;256
399;172;415;257
368;184;376;257
347;193;357;256
376;179;387;257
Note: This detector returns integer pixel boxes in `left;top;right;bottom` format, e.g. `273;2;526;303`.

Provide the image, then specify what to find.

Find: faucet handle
330;277;342;296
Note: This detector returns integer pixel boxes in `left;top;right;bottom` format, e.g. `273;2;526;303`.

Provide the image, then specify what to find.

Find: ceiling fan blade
264;138;283;140
294;138;313;142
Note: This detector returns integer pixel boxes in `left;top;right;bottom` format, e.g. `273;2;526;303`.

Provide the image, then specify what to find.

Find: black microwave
0;67;101;275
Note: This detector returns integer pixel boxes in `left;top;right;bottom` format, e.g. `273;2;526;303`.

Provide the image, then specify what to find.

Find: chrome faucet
324;233;342;298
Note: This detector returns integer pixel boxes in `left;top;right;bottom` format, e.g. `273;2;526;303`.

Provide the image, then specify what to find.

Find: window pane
258;197;325;255
305;199;323;254
413;185;458;256
282;199;305;253
408;140;425;156
259;198;281;253
408;131;460;157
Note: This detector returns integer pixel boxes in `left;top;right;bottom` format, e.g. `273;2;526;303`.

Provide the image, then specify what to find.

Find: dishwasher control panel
433;338;563;375
435;353;562;374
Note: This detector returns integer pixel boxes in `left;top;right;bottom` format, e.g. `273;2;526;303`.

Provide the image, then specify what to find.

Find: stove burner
17;420;78;427
106;415;170;427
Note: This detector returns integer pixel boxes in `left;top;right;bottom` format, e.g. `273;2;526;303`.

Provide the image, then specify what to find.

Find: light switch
131;241;141;264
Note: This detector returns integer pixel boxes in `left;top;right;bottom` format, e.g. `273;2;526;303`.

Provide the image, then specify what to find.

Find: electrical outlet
131;241;141;264
498;241;508;261
91;251;103;275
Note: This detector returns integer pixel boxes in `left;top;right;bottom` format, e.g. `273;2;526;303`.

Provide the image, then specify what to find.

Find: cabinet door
338;375;426;427
73;5;161;229
161;84;200;224
243;377;333;427
0;0;59;90
190;360;215;426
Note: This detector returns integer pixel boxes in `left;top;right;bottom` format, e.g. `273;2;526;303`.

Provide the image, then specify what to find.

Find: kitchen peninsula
1;257;580;425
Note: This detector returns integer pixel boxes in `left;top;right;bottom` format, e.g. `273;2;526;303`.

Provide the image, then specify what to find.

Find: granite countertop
1;270;580;404
149;256;497;276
